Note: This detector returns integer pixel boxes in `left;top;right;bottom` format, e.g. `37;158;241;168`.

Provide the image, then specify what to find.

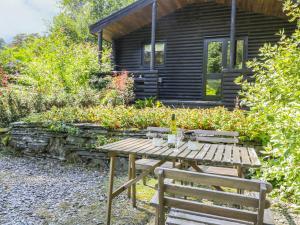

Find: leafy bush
0;31;108;126
134;97;163;109
101;71;134;106
0;32;103;94
237;0;300;204
0;85;105;127
24;106;258;140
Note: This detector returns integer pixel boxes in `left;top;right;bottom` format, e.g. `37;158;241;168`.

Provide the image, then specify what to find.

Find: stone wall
3;122;263;170
8;122;147;171
0;128;10;149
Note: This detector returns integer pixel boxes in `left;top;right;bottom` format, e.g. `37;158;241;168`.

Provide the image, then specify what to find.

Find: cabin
90;0;296;108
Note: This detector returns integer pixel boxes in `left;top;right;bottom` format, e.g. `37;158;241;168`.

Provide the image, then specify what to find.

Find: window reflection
206;79;222;96
143;43;165;65
207;41;223;74
227;39;245;69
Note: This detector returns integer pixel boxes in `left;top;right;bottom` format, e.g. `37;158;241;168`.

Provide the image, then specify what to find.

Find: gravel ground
0;154;299;225
0;154;153;225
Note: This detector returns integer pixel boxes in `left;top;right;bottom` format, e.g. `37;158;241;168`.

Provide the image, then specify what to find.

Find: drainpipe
150;0;157;71
98;30;103;66
229;0;237;70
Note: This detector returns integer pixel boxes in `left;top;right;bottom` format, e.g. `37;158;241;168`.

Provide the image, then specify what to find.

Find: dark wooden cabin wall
114;1;295;102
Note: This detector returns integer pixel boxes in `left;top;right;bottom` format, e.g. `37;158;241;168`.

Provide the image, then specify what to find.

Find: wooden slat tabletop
99;138;261;168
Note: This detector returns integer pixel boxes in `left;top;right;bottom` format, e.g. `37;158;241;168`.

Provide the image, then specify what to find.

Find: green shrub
101;71;134;106
0;32;103;94
0;31;108;126
24;106;259;141
134;97;163;109
237;0;300;204
0;87;35;126
0;86;103;127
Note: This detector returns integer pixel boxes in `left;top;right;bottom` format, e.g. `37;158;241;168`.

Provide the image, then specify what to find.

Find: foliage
0;32;103;94
52;0;135;43
90;75;112;90
0;38;5;50
48;122;79;135
0;0;136;126
24;106;260;141
0;30;108;126
237;0;300;204
95;135;120;147
134;97;163;109
207;41;222;74
101;71;135;106
0;85;104;127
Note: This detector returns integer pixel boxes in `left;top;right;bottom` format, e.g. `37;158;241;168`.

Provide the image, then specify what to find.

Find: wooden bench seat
166;208;275;225
190;165;238;177
167;208;253;225
136;159;180;170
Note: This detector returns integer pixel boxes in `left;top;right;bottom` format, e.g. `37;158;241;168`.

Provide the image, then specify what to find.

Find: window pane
227;39;244;69
206;79;222;96
236;40;244;69
156;43;165;65
143;44;151;65
207;41;223;74
143;43;165;65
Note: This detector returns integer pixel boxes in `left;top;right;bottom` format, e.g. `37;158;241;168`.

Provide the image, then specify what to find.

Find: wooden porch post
98;30;103;66
150;0;157;71
229;0;237;69
111;40;117;71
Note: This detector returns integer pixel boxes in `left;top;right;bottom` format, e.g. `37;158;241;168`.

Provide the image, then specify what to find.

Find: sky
0;0;60;43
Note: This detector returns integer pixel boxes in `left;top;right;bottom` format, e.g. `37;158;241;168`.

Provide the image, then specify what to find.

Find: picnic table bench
152;167;274;225
99;137;261;225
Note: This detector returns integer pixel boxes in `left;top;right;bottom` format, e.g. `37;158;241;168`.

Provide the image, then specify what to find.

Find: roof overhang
90;0;287;42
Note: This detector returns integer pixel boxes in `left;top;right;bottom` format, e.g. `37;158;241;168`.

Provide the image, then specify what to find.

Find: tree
9;33;39;47
51;0;135;43
0;38;5;50
237;0;300;204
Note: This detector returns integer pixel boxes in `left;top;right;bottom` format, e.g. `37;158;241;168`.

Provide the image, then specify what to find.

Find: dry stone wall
2;122;263;171
8;122;147;171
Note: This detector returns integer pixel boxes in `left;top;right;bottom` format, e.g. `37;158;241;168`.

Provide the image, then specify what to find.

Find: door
203;38;246;100
203;39;225;100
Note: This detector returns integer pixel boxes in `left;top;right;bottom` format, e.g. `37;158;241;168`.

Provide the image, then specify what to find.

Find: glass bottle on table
168;114;177;148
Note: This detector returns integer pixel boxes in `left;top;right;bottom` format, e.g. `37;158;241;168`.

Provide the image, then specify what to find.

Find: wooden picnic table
99;138;261;225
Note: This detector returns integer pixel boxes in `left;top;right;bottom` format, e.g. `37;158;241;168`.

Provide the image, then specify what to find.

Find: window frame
203;37;248;101
224;36;248;71
141;41;166;68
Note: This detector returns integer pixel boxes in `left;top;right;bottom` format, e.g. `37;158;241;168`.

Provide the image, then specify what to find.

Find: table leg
127;157;132;199
106;155;116;225
237;165;245;194
130;154;137;208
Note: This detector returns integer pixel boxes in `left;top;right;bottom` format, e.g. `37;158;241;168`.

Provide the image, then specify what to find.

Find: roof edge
89;0;154;35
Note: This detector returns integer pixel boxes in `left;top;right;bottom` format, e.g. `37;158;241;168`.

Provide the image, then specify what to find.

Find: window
143;43;165;66
205;41;223;98
204;37;247;99
226;39;245;70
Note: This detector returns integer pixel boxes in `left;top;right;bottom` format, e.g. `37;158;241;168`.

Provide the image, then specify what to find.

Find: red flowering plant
0;66;10;96
101;71;135;106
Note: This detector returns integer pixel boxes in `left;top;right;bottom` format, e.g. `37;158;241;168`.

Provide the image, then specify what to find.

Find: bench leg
106;155;116;225
130;154;137;208
127;158;132;199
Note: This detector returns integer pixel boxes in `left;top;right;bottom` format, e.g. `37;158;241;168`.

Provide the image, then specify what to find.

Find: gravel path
0;154;299;225
0;155;152;225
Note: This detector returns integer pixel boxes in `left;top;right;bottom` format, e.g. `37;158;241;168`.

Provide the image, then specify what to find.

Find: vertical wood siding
114;1;295;107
